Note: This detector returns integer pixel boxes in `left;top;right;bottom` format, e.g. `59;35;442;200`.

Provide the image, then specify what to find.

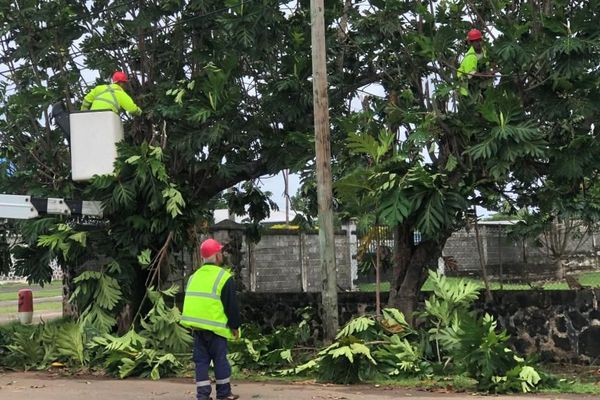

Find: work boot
217;395;239;400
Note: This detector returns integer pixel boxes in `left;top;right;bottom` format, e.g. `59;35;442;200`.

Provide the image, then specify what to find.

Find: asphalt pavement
0;372;597;400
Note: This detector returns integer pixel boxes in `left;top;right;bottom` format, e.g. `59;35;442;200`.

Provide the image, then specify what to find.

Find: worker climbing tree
457;28;490;98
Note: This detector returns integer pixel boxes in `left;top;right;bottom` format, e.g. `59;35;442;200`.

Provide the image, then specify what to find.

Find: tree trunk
388;224;411;305
554;258;565;280
375;228;381;319
473;212;493;303
61;263;78;319
388;228;446;322
118;267;151;334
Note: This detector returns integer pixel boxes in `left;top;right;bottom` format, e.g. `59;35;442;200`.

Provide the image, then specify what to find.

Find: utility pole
310;0;339;341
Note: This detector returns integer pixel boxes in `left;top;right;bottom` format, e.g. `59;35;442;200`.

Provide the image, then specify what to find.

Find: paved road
0;372;596;400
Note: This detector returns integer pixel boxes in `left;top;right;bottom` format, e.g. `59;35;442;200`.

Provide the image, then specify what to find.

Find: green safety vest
81;83;142;116
457;46;488;96
180;264;233;340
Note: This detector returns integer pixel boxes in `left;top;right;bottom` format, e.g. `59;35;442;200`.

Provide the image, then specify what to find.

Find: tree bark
375;227;381;319
61;263;78;319
310;0;339;341
473;211;493;303
554;258;565;280
388;224;411;305
389;230;446;322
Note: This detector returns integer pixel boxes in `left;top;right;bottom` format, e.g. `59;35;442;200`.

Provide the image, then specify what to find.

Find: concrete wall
207;221;357;293
442;222;600;279
5;220;600;288
248;230;352;292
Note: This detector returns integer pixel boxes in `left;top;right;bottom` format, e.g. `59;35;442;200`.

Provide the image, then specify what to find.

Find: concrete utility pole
310;0;339;340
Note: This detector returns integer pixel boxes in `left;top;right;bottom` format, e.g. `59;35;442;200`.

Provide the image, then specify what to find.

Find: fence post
248;241;256;292
347;220;358;290
300;232;308;292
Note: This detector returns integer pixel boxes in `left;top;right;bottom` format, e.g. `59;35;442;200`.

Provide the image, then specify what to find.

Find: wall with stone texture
485;290;600;362
238;290;600;362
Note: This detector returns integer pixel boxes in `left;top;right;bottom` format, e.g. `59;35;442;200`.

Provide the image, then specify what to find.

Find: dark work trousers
193;330;232;400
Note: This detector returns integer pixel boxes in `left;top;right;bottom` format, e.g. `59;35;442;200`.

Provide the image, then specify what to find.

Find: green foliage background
1;0;600;332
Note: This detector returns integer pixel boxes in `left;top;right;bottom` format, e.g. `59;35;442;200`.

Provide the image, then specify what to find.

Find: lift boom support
0;194;103;220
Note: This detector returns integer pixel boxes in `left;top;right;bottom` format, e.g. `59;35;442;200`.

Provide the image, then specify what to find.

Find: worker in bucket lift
181;238;241;400
457;29;489;96
80;71;142;116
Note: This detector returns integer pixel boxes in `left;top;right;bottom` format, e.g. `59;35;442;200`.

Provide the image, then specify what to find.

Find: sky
256;171;300;210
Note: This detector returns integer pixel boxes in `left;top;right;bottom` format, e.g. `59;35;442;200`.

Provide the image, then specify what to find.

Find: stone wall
238;290;600;362
486;290;600;362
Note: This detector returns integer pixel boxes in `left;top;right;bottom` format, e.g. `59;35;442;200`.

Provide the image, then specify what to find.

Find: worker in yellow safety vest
81;71;142;116
457;29;488;96
181;238;240;400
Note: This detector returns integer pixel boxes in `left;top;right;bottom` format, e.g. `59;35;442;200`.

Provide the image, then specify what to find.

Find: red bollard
18;288;33;324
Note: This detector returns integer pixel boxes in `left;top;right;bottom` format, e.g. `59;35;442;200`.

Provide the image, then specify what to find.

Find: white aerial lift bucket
69;110;124;181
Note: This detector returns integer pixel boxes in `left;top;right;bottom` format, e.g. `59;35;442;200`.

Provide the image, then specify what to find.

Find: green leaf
113;183;136;207
445;154;458;172
280;349;293;363
125;155;141;164
138;249;152;267
336;316;375;339
162;185;186;218
68;232;87;247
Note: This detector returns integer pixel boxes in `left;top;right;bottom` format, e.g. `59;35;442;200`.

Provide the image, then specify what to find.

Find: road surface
0;372;596;400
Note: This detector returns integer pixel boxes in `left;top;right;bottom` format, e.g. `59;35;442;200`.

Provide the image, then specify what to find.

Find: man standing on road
80;71;142;116
181;238;241;400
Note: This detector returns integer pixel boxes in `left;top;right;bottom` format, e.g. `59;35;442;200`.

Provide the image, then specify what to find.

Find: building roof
477;220;519;225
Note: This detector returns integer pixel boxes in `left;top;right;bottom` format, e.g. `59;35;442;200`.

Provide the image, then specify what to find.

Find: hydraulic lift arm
0;194;103;220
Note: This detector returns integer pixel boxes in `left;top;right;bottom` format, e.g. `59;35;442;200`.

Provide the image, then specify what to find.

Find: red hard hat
112;71;128;83
467;29;483;41
200;238;223;258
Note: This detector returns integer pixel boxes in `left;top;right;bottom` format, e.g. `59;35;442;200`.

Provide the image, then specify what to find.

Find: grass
539;363;600;395
234;370;600;395
0;281;63;319
0;288;62;302
367;374;478;392
541;380;600;395
0;301;62;315
0;280;62;290
358;271;600;292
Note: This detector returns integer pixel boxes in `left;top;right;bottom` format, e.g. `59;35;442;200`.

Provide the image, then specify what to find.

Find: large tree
299;0;600;316
0;0;347;325
2;0;600;324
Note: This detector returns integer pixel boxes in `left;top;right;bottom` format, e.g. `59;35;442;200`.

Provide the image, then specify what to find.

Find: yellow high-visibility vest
81;83;142;116
180;264;233;340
